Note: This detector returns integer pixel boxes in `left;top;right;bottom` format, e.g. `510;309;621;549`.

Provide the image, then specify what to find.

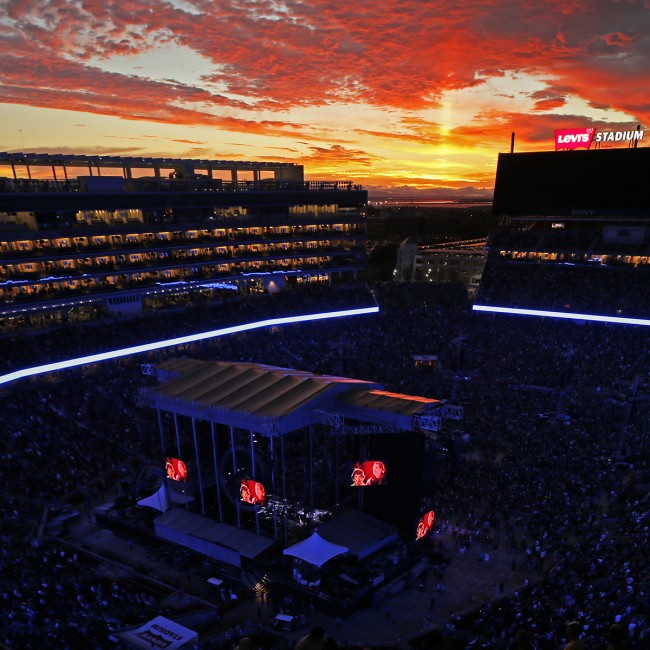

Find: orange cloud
532;98;567;111
1;0;649;189
2;0;645;114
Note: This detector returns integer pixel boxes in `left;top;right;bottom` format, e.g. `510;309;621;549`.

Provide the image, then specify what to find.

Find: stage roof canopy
283;532;348;568
151;360;374;417
335;388;442;430
144;359;380;435
339;389;439;415
144;359;451;435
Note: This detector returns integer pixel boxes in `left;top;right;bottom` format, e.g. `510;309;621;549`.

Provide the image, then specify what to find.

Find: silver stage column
309;423;314;518
173;413;187;510
250;430;259;534
211;422;223;522
281;434;288;544
157;409;166;455
192;418;205;516
230;425;240;528
270;435;278;541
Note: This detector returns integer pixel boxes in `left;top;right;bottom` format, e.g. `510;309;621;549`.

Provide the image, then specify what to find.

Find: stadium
0;145;648;649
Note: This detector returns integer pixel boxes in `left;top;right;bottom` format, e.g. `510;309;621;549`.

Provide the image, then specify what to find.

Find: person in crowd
294;624;326;650
564;621;585;650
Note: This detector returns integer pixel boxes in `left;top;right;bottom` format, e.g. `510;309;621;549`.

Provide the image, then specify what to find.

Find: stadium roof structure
142;359;452;436
0;151;300;174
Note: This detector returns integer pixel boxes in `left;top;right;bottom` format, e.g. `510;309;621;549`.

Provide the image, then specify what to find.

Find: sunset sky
1;0;649;195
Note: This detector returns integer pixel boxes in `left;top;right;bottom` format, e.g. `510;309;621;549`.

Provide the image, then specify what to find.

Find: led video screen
350;460;387;486
165;457;188;482
240;478;266;506
416;510;435;540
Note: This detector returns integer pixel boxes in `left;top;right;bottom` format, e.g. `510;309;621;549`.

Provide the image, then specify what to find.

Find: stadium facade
0;152;368;332
474;146;650;324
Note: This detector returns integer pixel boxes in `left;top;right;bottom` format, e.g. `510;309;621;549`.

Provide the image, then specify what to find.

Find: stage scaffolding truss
442;404;464;420
412;412;442;432
314;405;464;434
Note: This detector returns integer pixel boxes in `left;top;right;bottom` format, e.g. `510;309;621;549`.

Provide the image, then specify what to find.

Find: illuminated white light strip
472;304;650;327
0;306;379;387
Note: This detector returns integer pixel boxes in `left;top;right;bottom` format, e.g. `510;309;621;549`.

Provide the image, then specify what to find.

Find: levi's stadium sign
555;128;596;150
555;127;644;151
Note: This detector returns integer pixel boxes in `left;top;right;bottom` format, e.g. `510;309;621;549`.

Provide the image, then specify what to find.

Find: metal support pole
281;434;288;544
192;418;205;516
250;430;259;534
271;435;277;541
211;423;223;522
173;413;187;510
358;442;365;510
309;424;314;518
230;426;240;528
334;430;339;508
173;413;182;456
157;409;166;456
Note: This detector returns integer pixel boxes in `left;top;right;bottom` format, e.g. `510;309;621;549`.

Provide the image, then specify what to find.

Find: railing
0;176;364;194
0;243;364;276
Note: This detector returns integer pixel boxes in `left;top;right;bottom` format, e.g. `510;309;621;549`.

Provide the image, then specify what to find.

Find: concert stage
93;358;465;616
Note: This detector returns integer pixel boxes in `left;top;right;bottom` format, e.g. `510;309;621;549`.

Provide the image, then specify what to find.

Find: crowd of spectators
0;536;214;648
0;280;648;648
0;283;377;374
477;260;650;319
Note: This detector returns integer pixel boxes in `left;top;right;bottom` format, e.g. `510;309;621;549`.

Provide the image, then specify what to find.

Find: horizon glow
0;305;379;387
472;304;650;327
